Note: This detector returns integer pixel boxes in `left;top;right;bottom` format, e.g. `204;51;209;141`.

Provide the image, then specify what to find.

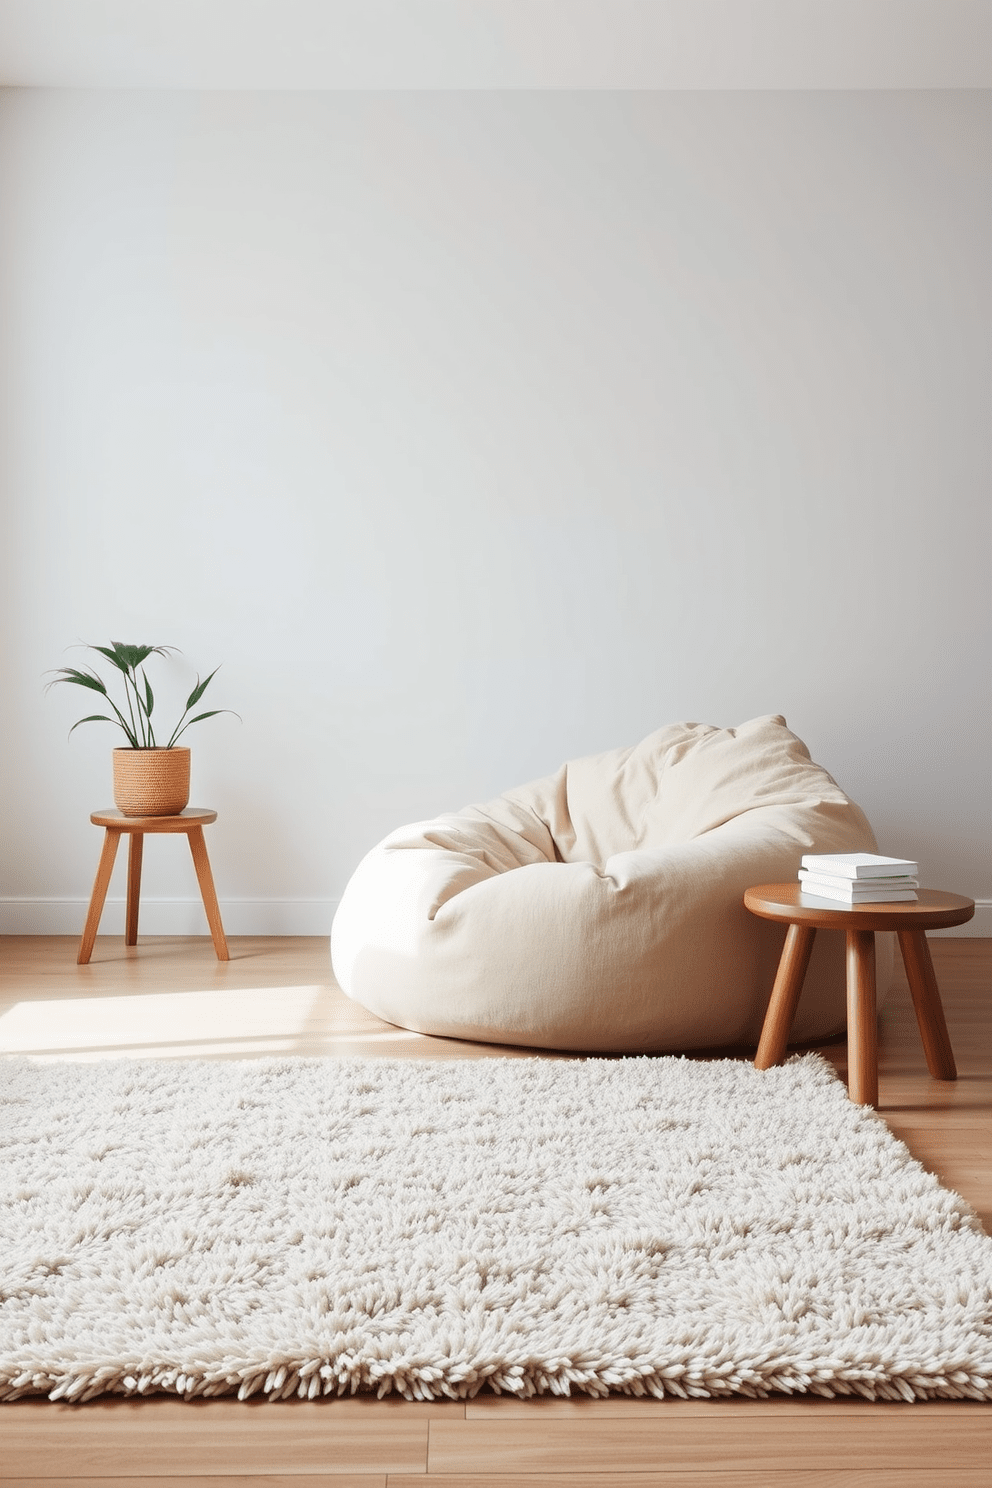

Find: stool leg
78;828;122;965
187;825;229;961
126;832;143;946
755;923;816;1070
898;929;957;1081
846;929;878;1107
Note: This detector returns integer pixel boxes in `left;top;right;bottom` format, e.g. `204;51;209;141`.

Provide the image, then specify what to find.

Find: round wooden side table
744;883;974;1107
78;807;229;965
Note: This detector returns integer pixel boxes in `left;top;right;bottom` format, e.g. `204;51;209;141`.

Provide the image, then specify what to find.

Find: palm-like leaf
167;708;240;748
68;713;140;746
92;642;174;673
90;644;133;675
120;643;154;670
185;667;220;711
47;667;108;695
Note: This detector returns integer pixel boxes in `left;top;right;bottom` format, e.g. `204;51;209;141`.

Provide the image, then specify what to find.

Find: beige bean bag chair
331;715;893;1053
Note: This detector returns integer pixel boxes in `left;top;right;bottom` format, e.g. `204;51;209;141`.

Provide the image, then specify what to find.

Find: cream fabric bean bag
331;715;893;1053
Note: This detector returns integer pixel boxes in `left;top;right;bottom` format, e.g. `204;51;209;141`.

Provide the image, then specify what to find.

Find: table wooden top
90;807;218;832
744;882;975;932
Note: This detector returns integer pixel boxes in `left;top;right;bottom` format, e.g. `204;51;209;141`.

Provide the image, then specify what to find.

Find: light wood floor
1;933;990;1487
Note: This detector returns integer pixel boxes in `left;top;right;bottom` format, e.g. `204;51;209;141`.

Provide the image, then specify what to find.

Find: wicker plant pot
113;747;191;818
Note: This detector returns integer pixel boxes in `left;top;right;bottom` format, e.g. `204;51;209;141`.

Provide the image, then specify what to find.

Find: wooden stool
78;807;229;965
745;883;974;1107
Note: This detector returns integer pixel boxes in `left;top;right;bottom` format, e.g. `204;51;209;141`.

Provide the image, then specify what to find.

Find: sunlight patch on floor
3;1032;431;1063
0;984;330;1057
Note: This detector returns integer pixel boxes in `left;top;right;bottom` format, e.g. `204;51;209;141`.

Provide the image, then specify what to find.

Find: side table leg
898;929;957;1081
187;826;230;961
126;832;143;946
846;929;878;1107
755;923;816;1070
78;828;122;965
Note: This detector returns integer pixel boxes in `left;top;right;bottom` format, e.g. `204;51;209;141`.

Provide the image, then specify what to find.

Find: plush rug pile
2;1053;991;1404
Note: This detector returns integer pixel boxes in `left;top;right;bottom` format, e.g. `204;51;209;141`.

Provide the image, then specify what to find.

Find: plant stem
121;666;142;746
141;667;157;746
103;695;140;747
166;708;189;750
131;665;150;746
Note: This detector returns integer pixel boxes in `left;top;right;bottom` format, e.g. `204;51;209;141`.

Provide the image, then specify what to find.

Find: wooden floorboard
6;1478;992;1488
10;1478;992;1488
425;1412;992;1473
1;933;990;1483
386;1476;992;1488
2;1480;384;1488
462;1395;992;1416
2;1481;384;1488
0;1400;431;1476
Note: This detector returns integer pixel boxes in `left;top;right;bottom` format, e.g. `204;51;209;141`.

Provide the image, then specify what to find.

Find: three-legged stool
745;883;974;1107
78;807;229;964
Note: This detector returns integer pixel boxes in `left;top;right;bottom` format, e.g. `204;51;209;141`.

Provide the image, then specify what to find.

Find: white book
799;869;919;891
800;852;919;880
800;873;919;891
800;879;917;904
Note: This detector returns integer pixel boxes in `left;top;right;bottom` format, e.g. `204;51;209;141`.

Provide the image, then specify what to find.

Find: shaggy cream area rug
2;1053;991;1404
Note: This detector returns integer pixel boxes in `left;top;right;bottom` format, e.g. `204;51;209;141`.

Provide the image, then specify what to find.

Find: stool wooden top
90;807;218;833
744;882;974;932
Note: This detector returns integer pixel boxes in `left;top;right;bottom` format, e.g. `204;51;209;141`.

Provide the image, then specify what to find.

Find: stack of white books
798;852;919;903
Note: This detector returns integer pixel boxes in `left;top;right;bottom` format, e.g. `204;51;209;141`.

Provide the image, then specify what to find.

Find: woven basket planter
113;747;191;818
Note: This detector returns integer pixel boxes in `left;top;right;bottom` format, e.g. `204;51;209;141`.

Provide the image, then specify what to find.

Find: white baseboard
2;898;989;939
0;898;338;937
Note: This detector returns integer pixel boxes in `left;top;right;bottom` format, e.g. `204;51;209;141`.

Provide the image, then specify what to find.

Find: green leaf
168;707;240;746
185;666;219;711
48;668;108;695
141;671;157;745
121;644;153;671
68;714;139;746
94;641;175;672
90;644;133;674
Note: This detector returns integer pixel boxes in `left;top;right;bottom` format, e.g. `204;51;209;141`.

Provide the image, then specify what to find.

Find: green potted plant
47;642;238;817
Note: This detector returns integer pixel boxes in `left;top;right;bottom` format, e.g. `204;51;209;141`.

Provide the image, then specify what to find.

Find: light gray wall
4;0;991;90
1;89;989;935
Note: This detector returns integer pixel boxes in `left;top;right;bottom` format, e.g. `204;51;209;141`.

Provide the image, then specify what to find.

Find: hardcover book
799;879;918;904
800;852;919;880
799;869;919;892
